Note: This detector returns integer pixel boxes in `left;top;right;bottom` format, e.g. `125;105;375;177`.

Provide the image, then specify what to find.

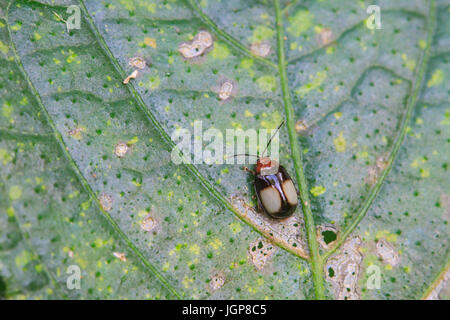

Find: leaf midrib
6;0;181;299
273;0;325;300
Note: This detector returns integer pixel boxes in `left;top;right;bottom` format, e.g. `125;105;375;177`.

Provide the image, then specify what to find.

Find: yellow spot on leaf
230;221;242;234
127;136;139;145
401;53;416;71
287;10;314;37
256;75;277;92
0;40;9;54
9;185;22;200
144;37;157;48
209;238;222;250
333;112;342;120
189;244;200;255
295;71;326;98
333;131;346;152
427;69;444;87
211;42;230;60
418;39;426;49
420;168;430;178
0;149;13;165
310;185;326;197
248;25;275;43
2;102;13;118
15;250;32;268
375;230;398;243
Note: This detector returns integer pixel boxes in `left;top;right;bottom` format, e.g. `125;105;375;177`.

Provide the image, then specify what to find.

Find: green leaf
0;0;448;300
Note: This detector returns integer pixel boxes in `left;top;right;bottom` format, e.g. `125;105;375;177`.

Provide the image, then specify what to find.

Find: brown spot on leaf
99;193;113;211
376;239;400;266
230;193;308;259
250;42;271;57
209;272;226;292
128;57;147;70
114;142;129;158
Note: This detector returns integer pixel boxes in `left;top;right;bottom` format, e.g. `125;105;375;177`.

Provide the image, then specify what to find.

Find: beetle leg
243;166;255;175
256;197;264;213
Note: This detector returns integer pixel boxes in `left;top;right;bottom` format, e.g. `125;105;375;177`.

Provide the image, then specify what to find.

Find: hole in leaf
328;267;335;278
322;230;337;244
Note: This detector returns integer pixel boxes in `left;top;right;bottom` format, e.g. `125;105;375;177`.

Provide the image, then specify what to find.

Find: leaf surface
0;0;448;299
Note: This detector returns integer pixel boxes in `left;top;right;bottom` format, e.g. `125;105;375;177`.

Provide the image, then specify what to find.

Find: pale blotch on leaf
366;155;388;186
68;127;85;140
178;30;213;59
213;78;237;101
250;42;271;57
316;27;334;46
140;212;158;233
99;193;113;211
209;273;226;292
114;142;129;158
295;120;308;133
219;80;234;100
376;239;400;267
113;252;127;262
325;236;363;300
248;237;277;270
128;56;147;70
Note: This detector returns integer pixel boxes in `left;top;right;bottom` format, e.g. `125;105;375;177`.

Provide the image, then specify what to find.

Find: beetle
236;121;298;219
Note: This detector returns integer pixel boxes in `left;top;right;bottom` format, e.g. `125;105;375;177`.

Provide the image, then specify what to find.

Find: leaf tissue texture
0;0;448;300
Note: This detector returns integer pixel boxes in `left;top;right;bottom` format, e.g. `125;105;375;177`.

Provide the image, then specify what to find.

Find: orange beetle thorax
256;157;279;176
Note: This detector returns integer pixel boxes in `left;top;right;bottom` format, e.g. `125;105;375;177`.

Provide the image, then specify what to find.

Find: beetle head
256;157;279;175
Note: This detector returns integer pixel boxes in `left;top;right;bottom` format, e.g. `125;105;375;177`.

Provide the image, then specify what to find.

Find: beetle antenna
261;121;285;157
232;153;258;158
